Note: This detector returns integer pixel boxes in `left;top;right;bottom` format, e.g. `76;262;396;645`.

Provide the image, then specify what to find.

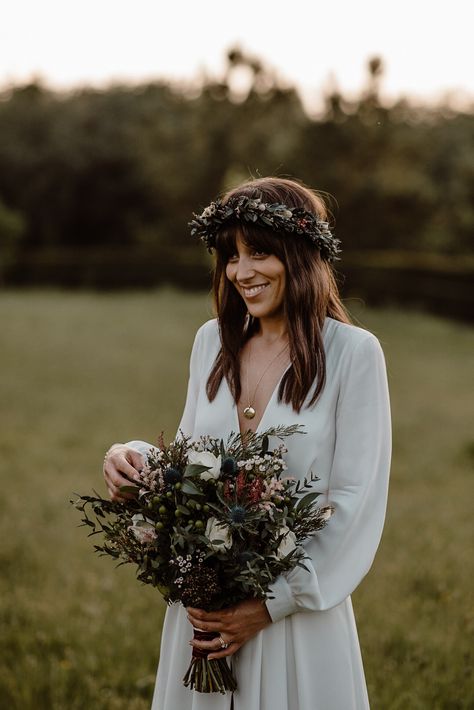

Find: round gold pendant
243;406;256;419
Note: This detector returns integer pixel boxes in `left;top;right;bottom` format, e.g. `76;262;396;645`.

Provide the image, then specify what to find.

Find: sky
2;0;473;112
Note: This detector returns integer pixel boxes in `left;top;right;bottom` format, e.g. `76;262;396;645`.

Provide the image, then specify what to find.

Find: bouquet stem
183;628;237;694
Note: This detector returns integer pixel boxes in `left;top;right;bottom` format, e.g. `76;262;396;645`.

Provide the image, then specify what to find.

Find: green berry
155;521;164;530
203;504;210;513
174;509;182;518
159;505;167;515
194;520;204;529
174;482;182;490
166;491;173;498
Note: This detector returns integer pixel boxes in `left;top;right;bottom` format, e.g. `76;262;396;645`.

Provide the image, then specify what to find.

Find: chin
247;304;283;320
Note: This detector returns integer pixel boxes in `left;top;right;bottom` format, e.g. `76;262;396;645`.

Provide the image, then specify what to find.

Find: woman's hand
103;444;144;501
187;598;272;660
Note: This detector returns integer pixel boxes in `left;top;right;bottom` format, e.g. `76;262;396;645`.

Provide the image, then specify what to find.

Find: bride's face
225;234;286;321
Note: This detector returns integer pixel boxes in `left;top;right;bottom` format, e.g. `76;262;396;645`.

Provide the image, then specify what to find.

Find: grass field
0;289;472;710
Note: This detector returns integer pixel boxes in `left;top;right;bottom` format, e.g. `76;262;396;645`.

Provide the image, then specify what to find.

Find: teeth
243;284;268;297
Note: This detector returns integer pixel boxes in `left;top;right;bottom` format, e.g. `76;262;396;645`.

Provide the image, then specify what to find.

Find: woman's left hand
187;598;272;660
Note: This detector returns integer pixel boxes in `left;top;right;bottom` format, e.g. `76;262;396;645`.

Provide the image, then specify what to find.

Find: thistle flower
229;505;246;524
221;456;237;475
164;467;182;485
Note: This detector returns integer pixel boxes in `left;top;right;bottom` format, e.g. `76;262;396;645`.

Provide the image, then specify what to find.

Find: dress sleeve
175;323;206;439
265;334;392;621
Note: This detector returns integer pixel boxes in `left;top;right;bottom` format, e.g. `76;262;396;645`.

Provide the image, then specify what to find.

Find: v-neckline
229;317;331;437
231;361;292;437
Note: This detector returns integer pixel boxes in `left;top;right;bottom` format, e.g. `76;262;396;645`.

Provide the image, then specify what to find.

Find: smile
241;284;269;298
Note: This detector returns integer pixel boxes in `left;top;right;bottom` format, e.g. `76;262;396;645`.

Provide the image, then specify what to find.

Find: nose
234;255;255;283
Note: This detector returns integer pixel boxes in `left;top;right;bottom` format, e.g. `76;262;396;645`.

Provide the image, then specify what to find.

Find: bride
103;176;391;710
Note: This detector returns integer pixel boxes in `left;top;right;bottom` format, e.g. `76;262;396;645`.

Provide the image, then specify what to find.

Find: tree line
0;50;472;318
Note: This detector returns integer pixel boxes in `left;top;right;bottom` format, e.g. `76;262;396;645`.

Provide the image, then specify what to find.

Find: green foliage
0;289;473;708
0;198;24;282
0;53;472;308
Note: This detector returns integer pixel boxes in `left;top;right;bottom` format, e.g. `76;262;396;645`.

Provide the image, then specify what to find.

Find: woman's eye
228;254;239;263
252;250;267;258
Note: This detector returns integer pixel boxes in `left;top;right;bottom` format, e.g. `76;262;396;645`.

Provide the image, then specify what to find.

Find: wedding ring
219;635;229;649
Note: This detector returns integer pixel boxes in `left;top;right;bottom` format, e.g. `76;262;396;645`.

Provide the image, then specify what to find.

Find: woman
103;177;391;710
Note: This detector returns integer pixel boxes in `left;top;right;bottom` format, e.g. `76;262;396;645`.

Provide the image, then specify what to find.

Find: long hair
206;177;351;412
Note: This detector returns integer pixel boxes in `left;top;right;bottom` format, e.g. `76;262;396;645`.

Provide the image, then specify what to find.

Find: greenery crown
189;195;341;262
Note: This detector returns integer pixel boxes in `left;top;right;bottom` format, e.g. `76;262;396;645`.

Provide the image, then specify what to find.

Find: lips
241;284;269;298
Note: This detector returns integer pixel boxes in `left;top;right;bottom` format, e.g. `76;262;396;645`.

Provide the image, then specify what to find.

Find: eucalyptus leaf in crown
72;425;333;695
189;195;341;261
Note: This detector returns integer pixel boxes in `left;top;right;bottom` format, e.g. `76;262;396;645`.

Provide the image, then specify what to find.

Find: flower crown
189;195;341;262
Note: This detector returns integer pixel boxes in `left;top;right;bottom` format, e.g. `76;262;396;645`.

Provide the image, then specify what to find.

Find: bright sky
2;0;473;112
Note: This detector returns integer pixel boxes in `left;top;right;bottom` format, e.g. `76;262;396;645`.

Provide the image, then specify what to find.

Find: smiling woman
226;238;286;326
103;176;391;710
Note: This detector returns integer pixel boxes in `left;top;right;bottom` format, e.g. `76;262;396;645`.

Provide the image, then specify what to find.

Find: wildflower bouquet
73;425;333;694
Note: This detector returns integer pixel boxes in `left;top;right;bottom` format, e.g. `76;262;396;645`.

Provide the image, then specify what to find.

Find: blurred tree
0;53;472;312
0;198;24;283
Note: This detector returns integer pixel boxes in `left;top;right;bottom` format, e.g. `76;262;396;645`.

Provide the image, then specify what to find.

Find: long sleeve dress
129;315;391;710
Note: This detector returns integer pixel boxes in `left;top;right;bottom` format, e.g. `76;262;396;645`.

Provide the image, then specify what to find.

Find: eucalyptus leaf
297;491;321;510
119;485;139;494
184;464;211;477
181;480;205;496
176;504;191;515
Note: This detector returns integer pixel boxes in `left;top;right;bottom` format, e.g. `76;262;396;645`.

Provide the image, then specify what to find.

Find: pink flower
128;514;157;545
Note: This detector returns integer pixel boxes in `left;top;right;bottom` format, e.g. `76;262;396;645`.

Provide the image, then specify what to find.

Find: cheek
225;264;234;281
272;264;286;295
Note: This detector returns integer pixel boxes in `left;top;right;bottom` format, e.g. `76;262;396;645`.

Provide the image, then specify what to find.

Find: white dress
129;316;391;710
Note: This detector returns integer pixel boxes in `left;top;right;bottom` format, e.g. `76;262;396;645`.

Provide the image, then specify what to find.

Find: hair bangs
215;222;285;263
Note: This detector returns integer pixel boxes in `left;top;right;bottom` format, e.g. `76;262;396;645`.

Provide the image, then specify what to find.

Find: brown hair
206;177;351;412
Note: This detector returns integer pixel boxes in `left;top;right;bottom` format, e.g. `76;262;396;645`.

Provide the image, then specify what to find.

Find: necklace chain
243;338;289;420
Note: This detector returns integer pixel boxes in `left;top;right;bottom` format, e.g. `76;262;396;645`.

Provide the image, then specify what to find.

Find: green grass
0;290;472;709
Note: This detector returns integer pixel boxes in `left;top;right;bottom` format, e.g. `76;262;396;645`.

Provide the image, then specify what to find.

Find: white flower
188;450;222;481
276;525;297;559
131;513;154;525
205;517;233;551
201;203;217;218
128;514;157;545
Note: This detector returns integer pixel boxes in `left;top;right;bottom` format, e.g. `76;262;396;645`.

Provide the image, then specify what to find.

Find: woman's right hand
103;444;145;501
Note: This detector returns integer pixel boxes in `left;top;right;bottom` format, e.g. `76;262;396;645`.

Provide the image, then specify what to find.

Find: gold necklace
243;338;289;420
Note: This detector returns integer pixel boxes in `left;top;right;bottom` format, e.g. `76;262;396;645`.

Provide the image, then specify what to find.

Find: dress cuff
124;440;155;457
265;575;298;623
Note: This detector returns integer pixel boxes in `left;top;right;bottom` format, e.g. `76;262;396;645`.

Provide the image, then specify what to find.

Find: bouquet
73;425;333;694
